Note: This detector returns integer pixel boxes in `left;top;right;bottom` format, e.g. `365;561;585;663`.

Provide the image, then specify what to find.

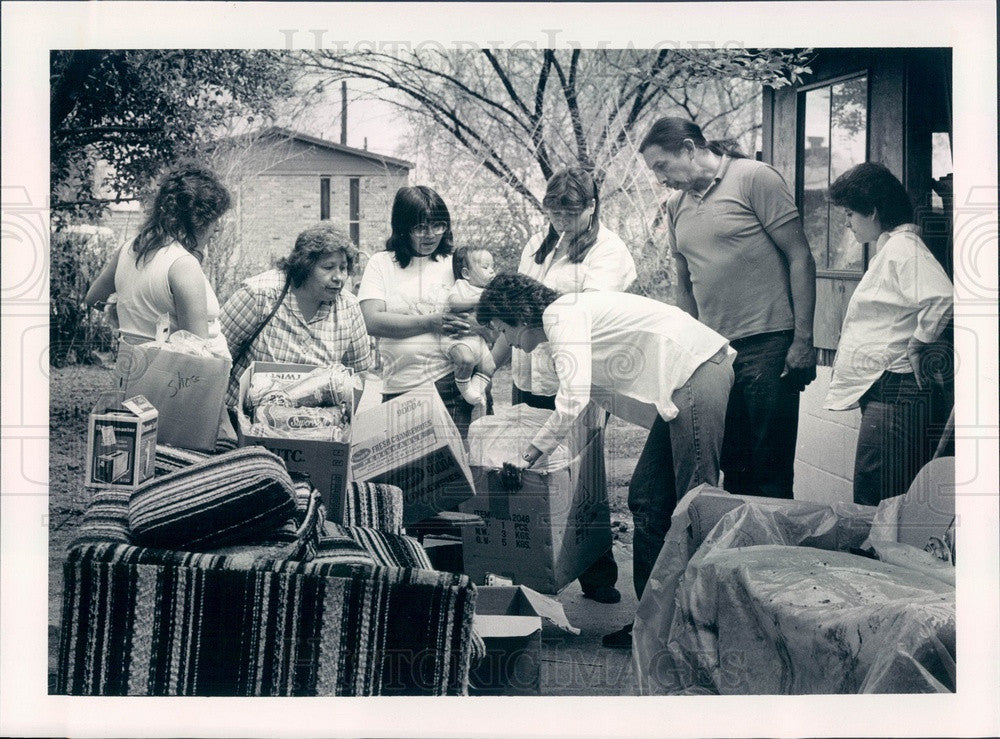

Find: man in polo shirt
640;116;817;500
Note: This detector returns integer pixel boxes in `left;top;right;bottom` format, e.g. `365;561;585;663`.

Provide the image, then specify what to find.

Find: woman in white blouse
492;166;637;606
478;272;734;648
358;185;480;437
826;162;953;505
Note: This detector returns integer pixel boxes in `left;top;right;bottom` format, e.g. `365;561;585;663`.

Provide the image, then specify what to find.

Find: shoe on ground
581;585;622;604
601;622;633;649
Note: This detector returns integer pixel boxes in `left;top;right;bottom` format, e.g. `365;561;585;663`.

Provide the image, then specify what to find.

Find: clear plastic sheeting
467;403;601;473
633;487;956;694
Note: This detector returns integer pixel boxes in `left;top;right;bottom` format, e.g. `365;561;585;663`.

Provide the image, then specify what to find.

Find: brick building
226;128;412;275
102;128;412;294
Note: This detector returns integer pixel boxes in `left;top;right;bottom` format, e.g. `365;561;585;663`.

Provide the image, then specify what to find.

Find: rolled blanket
129;446;297;550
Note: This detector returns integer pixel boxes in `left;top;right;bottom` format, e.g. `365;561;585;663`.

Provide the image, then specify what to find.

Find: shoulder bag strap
230;275;291;371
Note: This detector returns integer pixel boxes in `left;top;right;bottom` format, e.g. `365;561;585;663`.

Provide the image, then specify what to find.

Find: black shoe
601;622;633;649
581;585;622;604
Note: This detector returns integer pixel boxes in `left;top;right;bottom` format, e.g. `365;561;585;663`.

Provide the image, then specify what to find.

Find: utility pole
340;81;347;146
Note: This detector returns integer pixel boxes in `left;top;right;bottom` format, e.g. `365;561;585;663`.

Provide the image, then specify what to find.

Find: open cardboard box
461;426;612;594
236;362;356;517
238;368;474;525
350;383;475;525
469;585;579;696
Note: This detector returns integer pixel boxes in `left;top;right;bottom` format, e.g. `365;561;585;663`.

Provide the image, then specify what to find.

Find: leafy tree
50;50;304;364
50;50;298;224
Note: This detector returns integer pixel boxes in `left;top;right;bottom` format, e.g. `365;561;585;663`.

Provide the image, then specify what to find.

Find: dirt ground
47;364;644;689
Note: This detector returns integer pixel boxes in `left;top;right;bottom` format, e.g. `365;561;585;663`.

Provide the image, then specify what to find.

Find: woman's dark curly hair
131;160;231;264
829;162;914;231
534;166;601;266
476;272;562;329
277;222;359;288
385;185;454;268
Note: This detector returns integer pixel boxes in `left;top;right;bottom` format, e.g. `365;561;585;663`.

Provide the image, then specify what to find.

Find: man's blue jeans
721;330;800;498
628;349;734;599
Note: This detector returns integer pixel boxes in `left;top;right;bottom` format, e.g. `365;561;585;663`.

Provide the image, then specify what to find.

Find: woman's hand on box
499;445;542;490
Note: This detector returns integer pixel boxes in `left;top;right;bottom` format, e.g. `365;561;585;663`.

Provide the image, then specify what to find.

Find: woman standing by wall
825;162;953;505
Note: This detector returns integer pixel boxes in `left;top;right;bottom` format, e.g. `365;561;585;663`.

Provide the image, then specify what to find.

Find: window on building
799;74;868;273
930;131;953;211
348;177;360;246
320;177;331;220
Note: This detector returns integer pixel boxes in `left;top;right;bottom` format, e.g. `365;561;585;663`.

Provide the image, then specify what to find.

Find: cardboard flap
121;395;157;419
518;586;581;636
474;614;542;639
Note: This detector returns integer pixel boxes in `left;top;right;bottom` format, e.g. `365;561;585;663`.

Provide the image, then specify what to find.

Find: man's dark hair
639;116;747;159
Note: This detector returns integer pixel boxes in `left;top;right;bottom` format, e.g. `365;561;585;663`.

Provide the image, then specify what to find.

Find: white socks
457;372;490;406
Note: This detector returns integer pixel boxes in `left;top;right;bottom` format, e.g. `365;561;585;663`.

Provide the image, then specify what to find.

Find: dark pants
721;331;799;499
854;371;950;506
512;385;618;593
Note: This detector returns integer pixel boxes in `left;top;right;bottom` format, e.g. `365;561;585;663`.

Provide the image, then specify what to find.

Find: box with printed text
85;392;158;490
350;383;475;525
460;417;612;595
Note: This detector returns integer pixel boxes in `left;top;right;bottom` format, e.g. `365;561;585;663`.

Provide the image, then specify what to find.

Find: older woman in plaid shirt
221;222;373;407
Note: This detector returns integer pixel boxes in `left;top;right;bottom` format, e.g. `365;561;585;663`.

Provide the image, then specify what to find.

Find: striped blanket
57;447;478;695
57;543;476;695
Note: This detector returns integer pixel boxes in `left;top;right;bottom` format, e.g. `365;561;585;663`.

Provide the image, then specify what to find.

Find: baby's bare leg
448;343;477;381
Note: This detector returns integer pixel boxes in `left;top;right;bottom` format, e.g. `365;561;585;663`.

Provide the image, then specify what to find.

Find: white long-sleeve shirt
531;291;732;455
512;223;637;396
825;224;953;411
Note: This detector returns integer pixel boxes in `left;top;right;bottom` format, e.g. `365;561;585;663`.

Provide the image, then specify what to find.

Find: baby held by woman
443;246;496;412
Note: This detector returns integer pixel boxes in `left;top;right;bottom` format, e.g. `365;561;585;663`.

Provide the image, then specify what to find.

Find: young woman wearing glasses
358;185;483;437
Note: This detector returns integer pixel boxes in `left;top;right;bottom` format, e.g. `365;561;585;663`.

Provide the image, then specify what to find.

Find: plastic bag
467;403;601;472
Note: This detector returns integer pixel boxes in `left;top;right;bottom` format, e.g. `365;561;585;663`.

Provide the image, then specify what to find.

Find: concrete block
795;416;857;476
794;461;853;504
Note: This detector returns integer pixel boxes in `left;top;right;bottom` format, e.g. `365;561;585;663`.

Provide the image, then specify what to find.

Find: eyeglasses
410;221;448;236
545;208;586;218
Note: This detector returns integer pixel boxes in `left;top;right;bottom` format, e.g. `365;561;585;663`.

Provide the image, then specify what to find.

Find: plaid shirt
221;269;373;406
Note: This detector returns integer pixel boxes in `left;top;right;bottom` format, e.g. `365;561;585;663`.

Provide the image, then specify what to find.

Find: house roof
260;126;414;170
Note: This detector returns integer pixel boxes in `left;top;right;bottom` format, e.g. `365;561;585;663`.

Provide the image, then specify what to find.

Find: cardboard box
236;362;353;516
460;429;613;595
115;340;230;452
469;585;581;695
350;383;475;525
469;586;543;695
85;392;158;489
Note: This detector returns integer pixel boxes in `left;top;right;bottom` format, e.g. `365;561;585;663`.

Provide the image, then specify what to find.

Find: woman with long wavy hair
86;160;232;355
